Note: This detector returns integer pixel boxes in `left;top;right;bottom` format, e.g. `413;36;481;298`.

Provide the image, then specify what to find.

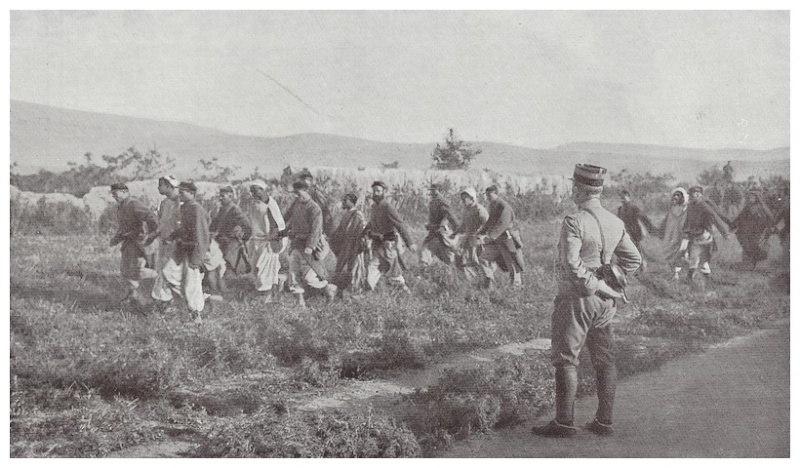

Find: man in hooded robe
657;187;690;282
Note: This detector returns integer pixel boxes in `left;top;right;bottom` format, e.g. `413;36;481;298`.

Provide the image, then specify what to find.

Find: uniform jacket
617;202;655;244
556;198;642;297
211;202;252;244
287;197;323;251
478;196;515;240
426;195;460;232
683;199;731;239
112;197;158;247
157;197;181;238
168;198;211;268
367;198;414;247
286;187;333;236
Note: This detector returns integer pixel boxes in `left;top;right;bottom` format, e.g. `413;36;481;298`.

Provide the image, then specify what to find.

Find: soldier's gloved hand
304;247;313;255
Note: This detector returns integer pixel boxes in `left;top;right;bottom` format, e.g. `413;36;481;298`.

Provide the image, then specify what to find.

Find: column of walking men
109;170;525;323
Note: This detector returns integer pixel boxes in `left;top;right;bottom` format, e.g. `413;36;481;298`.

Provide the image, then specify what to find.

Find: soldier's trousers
551;293;617;424
151;258;205;313
367;240;406;289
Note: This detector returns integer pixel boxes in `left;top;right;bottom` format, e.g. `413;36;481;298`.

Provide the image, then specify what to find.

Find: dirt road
442;323;790;458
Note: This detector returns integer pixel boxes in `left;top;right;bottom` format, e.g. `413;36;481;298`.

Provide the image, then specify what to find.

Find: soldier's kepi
532;163;642;438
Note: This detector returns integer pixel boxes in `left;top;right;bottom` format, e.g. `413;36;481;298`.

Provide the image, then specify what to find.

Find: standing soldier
207;186;253;297
477;185;524;288
329;193;368;296
287;180;337;306
364;180;418;293
247;181;288;303
532;164;641;438
285;170;334;236
617;189;655;271
109;182;158;304
454;187;489;278
150;176;182;303
152;181;211;323
681;186;731;283
419;183;460;266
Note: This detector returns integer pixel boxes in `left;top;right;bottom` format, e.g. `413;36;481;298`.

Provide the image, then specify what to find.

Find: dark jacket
112;197;158;247
367;199;413;246
288;198;323;251
683;199;731;239
211;203;252;245
617;202;655;244
478;196;515;241
286;187;333;236
168;198;211;268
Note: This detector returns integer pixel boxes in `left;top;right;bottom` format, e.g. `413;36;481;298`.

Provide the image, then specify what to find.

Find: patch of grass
11;396;164;458
193;409;421;457
401;354;554;452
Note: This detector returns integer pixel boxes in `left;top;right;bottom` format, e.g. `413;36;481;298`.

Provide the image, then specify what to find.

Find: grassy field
9;218;790;457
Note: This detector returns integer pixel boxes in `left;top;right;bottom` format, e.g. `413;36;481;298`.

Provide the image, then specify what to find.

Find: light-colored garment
203;239;226;277
247;197;286;291
288;249;330;293
151;257;205;312
367;239;406;289
660;188;689;268
156;197;182;269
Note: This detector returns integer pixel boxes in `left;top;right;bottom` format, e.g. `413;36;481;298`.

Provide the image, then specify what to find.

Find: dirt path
441;322;790;458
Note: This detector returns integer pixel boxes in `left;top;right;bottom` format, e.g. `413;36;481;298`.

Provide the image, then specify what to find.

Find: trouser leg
206;267;223;295
183;263;205;313
555;365;578;425
366;255;381;290
152;257;182;302
587;323;616;424
595;365;617;424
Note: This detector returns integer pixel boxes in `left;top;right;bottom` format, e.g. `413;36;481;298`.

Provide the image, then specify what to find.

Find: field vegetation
9;166;790;457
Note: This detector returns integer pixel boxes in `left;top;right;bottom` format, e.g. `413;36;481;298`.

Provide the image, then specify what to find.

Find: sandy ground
441;322;790;458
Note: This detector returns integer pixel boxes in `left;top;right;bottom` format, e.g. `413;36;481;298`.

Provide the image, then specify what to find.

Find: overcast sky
10;10;789;150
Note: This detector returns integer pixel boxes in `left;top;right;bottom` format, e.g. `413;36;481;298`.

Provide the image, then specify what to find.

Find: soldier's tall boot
584;364;616;436
532;365;578;437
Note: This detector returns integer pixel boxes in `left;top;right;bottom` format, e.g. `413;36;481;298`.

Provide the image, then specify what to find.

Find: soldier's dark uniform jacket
424;194;459;242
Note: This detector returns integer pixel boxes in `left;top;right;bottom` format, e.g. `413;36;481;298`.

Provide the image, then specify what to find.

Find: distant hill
10;100;789;183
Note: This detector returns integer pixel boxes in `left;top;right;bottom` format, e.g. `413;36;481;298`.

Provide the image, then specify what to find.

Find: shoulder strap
582;207;608;264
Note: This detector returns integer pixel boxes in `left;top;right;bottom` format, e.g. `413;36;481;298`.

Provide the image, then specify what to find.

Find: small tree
102;146;175;180
196;157;241;183
431;128;482;170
